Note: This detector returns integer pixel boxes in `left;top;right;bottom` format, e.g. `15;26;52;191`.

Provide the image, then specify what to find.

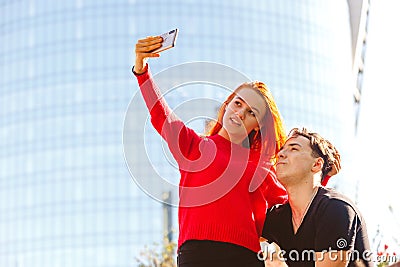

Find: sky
354;0;400;256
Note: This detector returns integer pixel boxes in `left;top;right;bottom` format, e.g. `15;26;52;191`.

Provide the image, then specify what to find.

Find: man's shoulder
264;202;291;232
318;187;356;206
267;202;290;216
316;187;363;217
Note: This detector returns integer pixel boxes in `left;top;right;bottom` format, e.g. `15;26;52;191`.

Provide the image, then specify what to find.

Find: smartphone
152;28;179;53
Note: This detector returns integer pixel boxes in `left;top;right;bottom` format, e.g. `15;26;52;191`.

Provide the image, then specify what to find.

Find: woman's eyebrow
236;96;260;114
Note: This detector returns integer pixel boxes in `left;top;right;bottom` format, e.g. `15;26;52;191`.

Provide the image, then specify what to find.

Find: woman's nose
235;108;245;119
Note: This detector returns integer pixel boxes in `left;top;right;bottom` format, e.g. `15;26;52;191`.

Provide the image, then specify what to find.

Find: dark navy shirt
262;187;372;267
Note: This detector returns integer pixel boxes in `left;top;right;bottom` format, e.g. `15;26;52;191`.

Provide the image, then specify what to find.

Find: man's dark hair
287;128;340;180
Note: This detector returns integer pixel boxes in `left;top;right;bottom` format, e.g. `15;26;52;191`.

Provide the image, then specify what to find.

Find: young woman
133;36;288;267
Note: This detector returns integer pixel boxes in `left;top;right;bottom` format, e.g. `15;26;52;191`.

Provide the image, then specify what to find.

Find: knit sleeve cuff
132;63;149;76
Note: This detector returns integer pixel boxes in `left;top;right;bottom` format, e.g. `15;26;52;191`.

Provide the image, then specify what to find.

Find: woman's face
220;87;267;144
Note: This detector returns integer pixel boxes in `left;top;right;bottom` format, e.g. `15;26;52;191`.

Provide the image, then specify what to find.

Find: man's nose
277;149;285;158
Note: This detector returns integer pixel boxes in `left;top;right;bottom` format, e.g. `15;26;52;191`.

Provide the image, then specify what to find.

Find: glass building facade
1;0;356;266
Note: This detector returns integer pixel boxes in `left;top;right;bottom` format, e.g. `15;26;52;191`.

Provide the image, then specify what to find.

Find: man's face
276;135;318;186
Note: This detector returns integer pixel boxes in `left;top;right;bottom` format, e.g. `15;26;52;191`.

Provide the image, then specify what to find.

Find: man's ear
311;157;324;173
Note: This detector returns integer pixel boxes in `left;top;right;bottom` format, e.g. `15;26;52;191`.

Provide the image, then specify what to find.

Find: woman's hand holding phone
134;29;179;74
134;36;163;74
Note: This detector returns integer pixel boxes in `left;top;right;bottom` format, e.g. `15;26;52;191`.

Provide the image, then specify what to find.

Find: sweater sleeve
251;165;288;236
134;64;202;164
263;167;288;208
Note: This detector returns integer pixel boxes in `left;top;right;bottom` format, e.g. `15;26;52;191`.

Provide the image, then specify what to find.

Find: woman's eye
234;101;241;106
249;110;256;116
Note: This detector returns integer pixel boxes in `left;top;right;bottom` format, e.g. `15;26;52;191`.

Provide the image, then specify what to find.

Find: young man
262;128;372;267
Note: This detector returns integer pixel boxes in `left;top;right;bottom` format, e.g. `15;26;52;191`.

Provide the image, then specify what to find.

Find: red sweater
135;65;288;253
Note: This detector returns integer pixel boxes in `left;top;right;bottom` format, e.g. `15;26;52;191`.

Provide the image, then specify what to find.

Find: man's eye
249;110;256;116
234;101;241;106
